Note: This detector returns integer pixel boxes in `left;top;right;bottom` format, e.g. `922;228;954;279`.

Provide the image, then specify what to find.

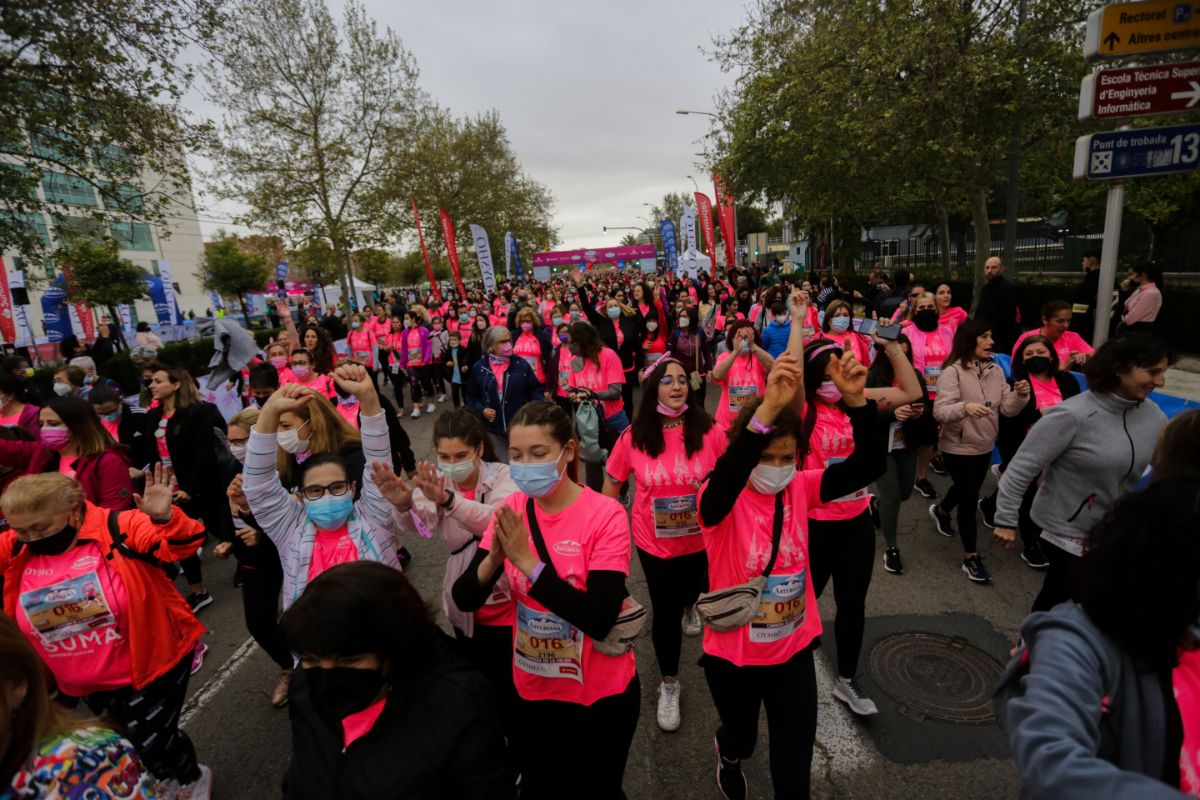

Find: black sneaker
962;555;992;583
187;592;214;613
869;494;881;529
914;478;938;500
1022;542;1050;569
714;736;747;800
930;455;947;475
883;546;903;575
978;497;996;529
928;504;955;537
397;547;413;569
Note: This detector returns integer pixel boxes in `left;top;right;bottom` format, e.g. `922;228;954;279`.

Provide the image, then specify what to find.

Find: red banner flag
438;208;467;299
411;198;442;303
694;192;717;278
713;172;738;271
0;257;16;345
58;264;96;343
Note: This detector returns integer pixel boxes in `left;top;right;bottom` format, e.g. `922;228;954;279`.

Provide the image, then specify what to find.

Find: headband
805;343;843;364
643;356;682;381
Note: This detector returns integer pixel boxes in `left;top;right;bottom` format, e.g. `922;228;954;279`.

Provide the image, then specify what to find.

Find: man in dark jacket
976;257;1021;353
1069;248;1102;345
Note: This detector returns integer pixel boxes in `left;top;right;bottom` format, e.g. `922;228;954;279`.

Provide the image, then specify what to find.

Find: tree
291;238;343;289
646;192;691;227
205;0;427;310
56;237;148;326
200;231;270;321
0;0;221;261
354;247;396;290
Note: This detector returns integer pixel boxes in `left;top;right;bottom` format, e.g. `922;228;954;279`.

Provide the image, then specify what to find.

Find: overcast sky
190;0;749;252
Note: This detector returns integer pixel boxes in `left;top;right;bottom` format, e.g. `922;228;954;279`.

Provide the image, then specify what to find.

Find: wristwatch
438;491;455;511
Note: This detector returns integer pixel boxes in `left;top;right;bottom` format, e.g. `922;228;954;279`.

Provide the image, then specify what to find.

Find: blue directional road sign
1073;122;1200;180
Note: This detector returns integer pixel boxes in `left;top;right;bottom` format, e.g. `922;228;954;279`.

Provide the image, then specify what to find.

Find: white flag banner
470;224;496;295
66;304;85;339
158;258;180;324
116;303;134;347
8;271;33;347
504;231;514;280
679;205;698;253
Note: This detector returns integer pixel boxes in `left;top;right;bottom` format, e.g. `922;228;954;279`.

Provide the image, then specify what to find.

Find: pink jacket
933;361;1029;455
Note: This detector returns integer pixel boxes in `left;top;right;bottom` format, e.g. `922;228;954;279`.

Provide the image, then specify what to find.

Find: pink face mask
815;381;842;404
269;356;287;369
520;321;534;332
40;427;71;452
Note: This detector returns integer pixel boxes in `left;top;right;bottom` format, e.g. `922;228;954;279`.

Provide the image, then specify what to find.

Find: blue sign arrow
1074;122;1200;180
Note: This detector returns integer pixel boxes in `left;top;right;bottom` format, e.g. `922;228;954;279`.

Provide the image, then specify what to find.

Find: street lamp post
685;175;699;193
675;110;718;119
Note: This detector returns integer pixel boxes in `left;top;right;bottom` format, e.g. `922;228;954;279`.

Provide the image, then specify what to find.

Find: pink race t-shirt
0;410;21;427
307;524;359;582
99;417;119;440
402;328;426;367
1012;329;1093;370
335;400;361;429
17;543;132;696
479;488;636;706
490;358;509;390
697;470;824;667
514;332;545;383
347;330;375;367
58;455;78;478
908;325;952;398
1028;375;1063;411
713;351;767;431
939;306;968;328
1176;648;1200;795
606;425;726;559
568;347;625;420
555;348;571;398
803;403;870;521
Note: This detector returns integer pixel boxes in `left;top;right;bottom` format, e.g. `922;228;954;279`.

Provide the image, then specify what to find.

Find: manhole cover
867;632;1003;725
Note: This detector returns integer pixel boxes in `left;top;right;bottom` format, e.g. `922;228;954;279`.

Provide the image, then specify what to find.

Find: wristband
438;490;455;511
529;561;547;583
748;417;777;435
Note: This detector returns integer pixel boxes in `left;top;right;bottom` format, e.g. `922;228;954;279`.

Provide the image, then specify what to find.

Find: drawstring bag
695;492;783;631
525;499;645;655
574;399;606;463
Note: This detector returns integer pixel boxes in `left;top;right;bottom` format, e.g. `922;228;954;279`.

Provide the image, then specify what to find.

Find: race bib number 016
652;494;700;538
750;572;807;643
515;603;583;683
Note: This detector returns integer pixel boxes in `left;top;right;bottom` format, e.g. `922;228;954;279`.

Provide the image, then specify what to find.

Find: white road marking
814;653;878;786
180;637;260;729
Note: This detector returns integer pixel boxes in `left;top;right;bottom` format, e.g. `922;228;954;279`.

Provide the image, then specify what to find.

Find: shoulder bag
694;492;784;632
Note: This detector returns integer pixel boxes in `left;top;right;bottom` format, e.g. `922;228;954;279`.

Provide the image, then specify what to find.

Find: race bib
728;385;757;413
825;456;869;503
802;325;815;338
924;366;942;385
645;351;662;365
353;350;371;361
514;602;583;683
652;494;700;538
377;335;387;345
20;572;116;644
407;347;422;363
750;572;807;643
523;356;539;371
558;369;570;391
887;421;908;452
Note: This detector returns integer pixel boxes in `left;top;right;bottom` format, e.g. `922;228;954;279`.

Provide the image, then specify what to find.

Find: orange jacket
0;502;207;691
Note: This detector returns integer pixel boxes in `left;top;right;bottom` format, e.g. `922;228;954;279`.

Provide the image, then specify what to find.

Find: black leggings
636;548;709;677
938;452;992;553
239;541;291;670
407;365;436;403
703;647;817;800
980;479;1042;551
515;675;640;799
1031;542;1080;613
85;655;200;783
809;512;875;678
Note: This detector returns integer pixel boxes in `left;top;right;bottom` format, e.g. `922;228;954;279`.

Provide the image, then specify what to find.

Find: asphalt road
178;383;1042;799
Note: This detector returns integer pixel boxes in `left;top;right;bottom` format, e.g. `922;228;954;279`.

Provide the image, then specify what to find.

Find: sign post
1073;122;1200;179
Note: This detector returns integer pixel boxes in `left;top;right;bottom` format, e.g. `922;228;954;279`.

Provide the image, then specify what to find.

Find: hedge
35;327;284;398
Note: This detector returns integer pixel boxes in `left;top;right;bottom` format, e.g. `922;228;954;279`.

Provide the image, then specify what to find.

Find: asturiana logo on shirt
72;555;100;570
553;540;582;557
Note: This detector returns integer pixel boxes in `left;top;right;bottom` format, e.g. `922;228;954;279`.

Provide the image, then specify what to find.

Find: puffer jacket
933;359;1028;455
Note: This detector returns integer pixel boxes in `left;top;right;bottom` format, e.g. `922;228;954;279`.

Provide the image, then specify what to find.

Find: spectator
1069;247;1102;344
975;257;1020;353
1119;263;1164;337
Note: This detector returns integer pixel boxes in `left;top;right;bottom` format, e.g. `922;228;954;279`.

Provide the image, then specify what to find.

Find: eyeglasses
228;437;249;447
301;480;351;500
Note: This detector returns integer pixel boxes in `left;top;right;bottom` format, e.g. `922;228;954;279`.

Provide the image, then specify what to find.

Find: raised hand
829;352;868;404
762;352;802;411
412;461;450;506
787;289;809;319
263;383;315;415
227;473;248;511
371;460;415;511
333;363;375;398
134;463;176;520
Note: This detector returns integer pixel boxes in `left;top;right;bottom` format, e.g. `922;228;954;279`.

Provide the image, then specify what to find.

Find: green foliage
0;0;221;262
354;247;396;288
200;231;271;317
55;237;148;310
292;238;343;287
646;192;691;227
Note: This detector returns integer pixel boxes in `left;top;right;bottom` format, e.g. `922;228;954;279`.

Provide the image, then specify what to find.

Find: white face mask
229;444;247;463
750;462;796;494
277;420;310;455
53;382;73;396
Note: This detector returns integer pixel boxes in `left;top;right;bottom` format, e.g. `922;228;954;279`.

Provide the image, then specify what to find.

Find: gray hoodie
995;602;1185;799
994;390;1165;555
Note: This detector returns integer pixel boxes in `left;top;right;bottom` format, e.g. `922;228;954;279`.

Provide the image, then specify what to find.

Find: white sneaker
437;394;447;403
174;764;212;800
682;606;703;637
833;677;879;716
410;407;421;418
657;681;681;731
425;403;436;413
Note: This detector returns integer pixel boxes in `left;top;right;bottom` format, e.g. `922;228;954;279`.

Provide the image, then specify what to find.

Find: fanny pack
525;498;646;656
694;493;783;632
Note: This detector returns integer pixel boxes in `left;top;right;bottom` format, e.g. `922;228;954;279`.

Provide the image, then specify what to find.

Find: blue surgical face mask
830;316;851;333
305;494;354;531
606;307;621;319
509;450;566;497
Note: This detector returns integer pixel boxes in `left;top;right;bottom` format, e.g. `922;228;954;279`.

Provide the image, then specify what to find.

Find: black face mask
914;309;940;332
304;665;388;723
25;521;79;556
141;377;153;389
1023;356;1053;376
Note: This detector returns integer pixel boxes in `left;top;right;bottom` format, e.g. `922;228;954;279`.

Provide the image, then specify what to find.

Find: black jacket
283;633;512;800
144;401;227;502
1069;269;1101;346
977;275;1020;351
576;284;642;371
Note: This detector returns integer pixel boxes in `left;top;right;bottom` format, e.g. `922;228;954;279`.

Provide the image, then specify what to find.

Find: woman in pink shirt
566;323;627;491
696;352;884;800
283;348;336;399
904;292;956;501
1120;263;1163;336
935;283;968;328
265;342;295;386
819;300;872;365
711;319;775;433
604;357;726;733
1012;300;1094;371
452;401;639;799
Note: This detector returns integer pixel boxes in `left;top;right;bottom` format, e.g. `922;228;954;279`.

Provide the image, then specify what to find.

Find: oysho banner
40;275;73;343
275;262;288;299
659;220;679;275
679;205;697;253
469;224;496;295
157;259;181;324
0;257;17;345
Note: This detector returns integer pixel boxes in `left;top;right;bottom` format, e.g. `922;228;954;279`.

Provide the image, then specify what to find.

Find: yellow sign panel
1085;0;1200;60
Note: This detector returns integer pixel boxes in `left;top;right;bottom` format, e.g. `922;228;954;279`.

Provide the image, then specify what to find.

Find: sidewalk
1167;356;1200;402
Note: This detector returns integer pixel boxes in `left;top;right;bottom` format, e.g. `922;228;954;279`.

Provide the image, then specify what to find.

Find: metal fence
859;235;1088;276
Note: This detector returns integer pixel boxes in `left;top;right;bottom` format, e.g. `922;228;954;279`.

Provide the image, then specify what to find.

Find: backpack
574;400;606;463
